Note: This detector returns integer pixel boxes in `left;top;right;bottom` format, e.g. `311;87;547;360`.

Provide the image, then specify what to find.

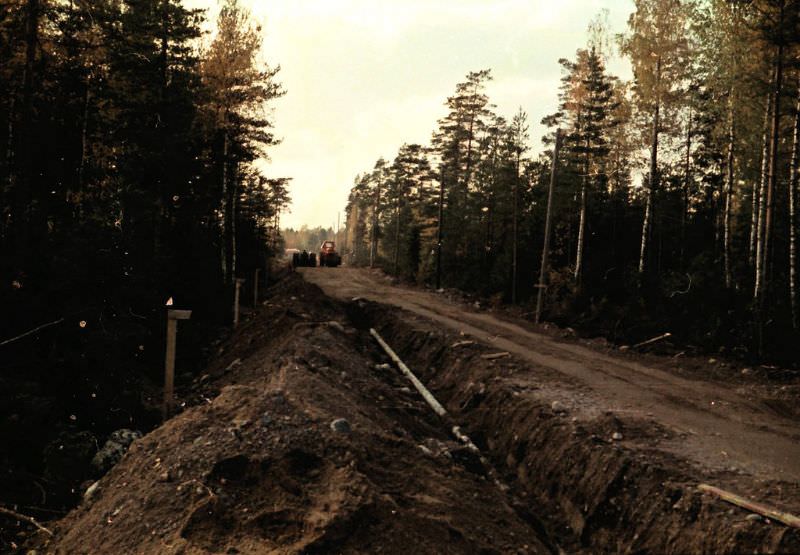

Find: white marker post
253;268;260;307
234;278;245;327
163;308;191;421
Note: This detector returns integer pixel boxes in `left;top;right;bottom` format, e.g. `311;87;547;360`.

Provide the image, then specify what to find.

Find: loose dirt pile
32;275;554;554
365;302;800;554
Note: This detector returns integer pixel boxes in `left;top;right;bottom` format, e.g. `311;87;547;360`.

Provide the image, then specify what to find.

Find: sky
193;0;636;229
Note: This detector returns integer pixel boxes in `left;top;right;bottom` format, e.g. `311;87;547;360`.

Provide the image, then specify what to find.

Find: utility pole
512;148;520;304
436;171;445;290
535;129;561;324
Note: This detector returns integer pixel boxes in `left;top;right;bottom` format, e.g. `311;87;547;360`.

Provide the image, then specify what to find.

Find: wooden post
233;278;245;327
536;129;561;324
253;268;260;307
163;308;191;421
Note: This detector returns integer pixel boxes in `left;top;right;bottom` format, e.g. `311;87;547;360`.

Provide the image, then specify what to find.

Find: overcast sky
194;0;635;229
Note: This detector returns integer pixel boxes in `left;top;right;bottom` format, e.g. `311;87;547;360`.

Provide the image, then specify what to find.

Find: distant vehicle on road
318;241;341;267
290;249;316;268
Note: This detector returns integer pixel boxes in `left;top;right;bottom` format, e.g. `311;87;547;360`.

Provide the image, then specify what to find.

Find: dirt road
302;267;800;484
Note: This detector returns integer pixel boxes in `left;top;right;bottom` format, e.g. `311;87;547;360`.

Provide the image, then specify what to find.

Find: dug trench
359;301;800;554
30;272;800;554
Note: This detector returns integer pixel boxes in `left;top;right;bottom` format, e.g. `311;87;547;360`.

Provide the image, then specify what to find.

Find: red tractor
318;241;341;267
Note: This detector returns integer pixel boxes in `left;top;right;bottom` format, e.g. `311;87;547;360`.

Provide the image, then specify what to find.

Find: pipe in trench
370;328;486;456
369;326;562;554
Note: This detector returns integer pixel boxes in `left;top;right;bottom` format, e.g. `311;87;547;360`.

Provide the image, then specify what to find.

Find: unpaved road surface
302;267;800;484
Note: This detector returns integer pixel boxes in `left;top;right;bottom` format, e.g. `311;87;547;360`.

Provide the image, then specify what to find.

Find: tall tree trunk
13;0;39;263
535;130;561;323
512;152;520;303
575;146;589;285
220;131;229;283
682;107;692;266
154;3;169;262
369;173;381;268
436;172;444;289
230;163;237;280
639;56;661;277
750;92;771;267
789;79;800;330
393;197;401;276
723;92;736;289
747;91;772;268
3;91;15;241
755;42;783;305
77;82;91;196
755;38;784;355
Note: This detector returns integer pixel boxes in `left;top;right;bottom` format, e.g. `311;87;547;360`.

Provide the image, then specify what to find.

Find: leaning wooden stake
233;278;245;327
698;484;800;529
535;129;561;324
163;308;192;421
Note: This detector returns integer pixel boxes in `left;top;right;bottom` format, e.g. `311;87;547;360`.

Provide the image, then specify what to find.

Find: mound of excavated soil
35;275;553;554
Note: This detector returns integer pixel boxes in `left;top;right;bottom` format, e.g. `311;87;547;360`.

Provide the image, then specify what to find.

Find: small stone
746;513;761;522
158;470;171;482
418;444;433;456
619;345;630;351
225;358;241;371
326;321;345;332
741;368;752;375
612;432;623;441
551;400;567;413
330;418;351;434
83;481;100;501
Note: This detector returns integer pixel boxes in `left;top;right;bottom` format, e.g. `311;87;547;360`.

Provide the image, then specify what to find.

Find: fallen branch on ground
481;352;510;360
0;318;65;347
632;332;672;350
0;506;54;536
698;484;800;529
450;340;474;348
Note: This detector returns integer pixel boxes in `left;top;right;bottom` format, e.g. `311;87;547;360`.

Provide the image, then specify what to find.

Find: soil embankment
33;274;553;554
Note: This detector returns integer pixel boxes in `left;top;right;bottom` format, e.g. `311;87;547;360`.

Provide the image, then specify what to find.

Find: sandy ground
301;267;800;484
